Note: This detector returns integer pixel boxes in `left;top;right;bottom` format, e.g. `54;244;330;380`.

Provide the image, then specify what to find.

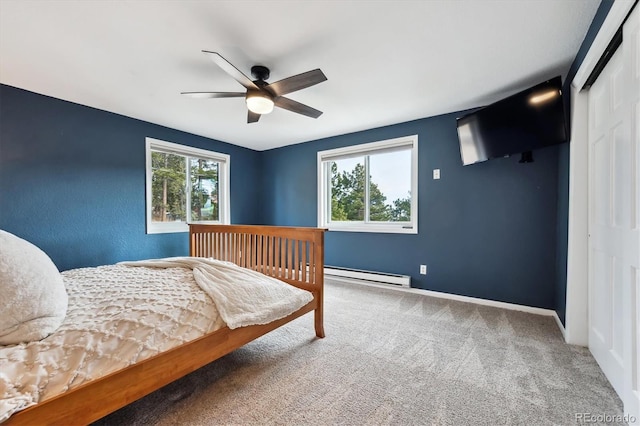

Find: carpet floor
94;280;623;425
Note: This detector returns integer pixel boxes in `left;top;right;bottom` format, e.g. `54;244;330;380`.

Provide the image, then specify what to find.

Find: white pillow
0;230;68;345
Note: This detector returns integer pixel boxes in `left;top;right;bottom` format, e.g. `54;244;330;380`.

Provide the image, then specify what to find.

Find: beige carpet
94;280;623;425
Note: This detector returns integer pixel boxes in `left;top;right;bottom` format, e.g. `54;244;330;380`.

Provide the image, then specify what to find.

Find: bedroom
1;0;638;424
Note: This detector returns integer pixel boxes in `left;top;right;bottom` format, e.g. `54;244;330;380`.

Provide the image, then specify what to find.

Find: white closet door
622;3;640;422
588;44;626;399
588;4;639;423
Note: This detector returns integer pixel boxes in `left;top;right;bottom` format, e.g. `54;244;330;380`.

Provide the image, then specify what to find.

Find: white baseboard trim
553;312;567;340
328;277;563;330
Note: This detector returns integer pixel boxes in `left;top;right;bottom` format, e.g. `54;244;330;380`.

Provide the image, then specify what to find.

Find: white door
588;4;640;423
622;4;640;422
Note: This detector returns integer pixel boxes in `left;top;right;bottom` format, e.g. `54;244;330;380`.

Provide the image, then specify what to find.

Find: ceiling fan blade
181;92;245;99
274;97;323;119
266;69;327;96
248;110;261;123
202;51;259;91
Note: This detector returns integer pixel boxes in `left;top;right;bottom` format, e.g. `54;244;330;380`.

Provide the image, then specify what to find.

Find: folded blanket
119;257;313;329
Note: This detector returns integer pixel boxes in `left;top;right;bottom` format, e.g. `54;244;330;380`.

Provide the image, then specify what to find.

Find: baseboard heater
324;265;411;288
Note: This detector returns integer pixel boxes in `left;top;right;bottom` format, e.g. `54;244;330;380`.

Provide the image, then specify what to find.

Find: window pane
190;158;219;221
151;152;186;222
329;157;365;221
369;149;411;222
317;135;417;234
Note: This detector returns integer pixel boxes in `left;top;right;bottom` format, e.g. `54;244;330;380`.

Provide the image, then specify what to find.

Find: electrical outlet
420;264;427;275
433;169;440;179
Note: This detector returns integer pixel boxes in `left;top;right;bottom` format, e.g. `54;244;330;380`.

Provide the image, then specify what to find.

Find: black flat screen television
456;76;568;166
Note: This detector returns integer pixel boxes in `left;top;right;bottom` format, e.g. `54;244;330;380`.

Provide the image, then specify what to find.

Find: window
317;135;418;234
146;138;230;234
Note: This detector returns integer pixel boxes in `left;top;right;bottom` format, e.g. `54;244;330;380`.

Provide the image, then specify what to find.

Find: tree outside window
329;160;411;223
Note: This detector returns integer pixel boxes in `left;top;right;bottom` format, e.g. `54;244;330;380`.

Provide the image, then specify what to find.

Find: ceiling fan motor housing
251;65;270;81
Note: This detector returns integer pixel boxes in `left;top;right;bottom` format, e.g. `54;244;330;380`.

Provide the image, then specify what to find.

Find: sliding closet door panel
589;4;640;423
623;4;640;423
588;46;627;398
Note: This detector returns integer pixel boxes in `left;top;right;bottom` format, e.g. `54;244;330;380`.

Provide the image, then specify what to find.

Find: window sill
147;220;226;234
324;224;417;234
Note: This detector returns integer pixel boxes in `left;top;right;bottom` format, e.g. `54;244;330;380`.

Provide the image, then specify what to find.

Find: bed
1;224;326;425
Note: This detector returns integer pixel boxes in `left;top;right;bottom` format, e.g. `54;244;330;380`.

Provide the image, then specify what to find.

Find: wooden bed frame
7;224;326;425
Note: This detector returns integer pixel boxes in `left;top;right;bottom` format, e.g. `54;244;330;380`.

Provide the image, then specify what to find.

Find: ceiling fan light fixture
246;93;274;115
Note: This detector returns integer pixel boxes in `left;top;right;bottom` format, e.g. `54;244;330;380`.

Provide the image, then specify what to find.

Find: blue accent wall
262;114;561;309
554;0;614;325
0;0;613;312
0;85;262;271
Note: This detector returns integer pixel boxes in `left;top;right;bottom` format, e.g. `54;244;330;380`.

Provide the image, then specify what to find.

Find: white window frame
145;137;230;234
317;135;418;234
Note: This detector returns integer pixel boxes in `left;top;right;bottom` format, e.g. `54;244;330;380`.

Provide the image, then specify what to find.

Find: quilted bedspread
0;264;223;422
121;257;314;329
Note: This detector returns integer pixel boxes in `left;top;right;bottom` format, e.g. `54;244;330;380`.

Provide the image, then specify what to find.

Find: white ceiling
0;0;600;151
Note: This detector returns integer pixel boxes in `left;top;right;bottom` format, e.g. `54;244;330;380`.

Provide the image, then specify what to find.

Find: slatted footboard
190;224;327;337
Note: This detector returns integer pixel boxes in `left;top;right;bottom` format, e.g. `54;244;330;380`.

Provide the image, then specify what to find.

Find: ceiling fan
182;51;327;123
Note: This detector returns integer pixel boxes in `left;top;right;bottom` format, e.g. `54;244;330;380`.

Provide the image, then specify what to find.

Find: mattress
0;264;225;422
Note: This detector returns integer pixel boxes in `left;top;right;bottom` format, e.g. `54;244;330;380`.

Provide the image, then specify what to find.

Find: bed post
314;229;325;338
